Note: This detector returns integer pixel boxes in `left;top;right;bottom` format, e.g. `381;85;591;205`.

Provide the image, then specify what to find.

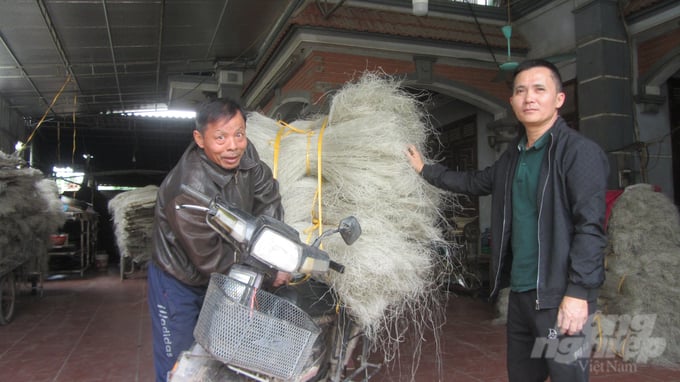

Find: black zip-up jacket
151;140;283;286
422;117;609;309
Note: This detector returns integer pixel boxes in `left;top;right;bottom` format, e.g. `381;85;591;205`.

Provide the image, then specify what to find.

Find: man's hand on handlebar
273;271;292;287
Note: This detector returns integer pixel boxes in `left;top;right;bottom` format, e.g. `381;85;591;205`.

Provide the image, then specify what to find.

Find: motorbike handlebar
329;261;345;274
179;183;351;276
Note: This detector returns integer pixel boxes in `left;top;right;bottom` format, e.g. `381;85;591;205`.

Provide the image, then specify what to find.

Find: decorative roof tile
288;3;527;50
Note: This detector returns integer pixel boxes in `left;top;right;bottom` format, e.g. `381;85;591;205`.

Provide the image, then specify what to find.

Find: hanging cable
20;74;72;153
72;94;77;166
466;0;500;67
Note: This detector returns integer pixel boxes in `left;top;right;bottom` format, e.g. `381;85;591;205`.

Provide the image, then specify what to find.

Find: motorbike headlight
250;227;302;273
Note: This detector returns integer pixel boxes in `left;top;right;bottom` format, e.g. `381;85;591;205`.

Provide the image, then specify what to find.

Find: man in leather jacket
147;98;284;382
406;59;609;381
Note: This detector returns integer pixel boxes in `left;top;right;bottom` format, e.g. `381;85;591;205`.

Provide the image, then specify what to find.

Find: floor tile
1;268;679;381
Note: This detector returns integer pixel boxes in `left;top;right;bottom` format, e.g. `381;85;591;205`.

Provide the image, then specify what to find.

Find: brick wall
266;50;510;113
637;26;680;77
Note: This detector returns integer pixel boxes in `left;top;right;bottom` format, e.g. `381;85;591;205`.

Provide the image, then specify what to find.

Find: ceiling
0;0;514;123
0;0;301;185
0;0;298;118
1;0;669;188
2;0;507;187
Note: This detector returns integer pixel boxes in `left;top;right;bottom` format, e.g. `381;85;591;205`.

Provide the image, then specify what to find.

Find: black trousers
507;290;596;382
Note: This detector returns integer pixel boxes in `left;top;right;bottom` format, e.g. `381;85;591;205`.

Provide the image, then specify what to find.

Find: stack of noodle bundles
108;185;158;267
0;151;66;275
248;72;455;365
599;184;680;366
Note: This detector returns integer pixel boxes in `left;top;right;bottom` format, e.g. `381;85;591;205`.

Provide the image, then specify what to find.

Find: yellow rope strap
616;328;627;358
273;118;329;245
289;273;311;286
24;74;72;147
593;312;627;358
594;311;632;359
593;313;604;353
279;118;329;286
315;118;328;238
273;120;315;179
617;274;627;294
303;189;321;244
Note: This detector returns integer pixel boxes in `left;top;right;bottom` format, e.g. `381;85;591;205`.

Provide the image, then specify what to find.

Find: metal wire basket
194;273;321;381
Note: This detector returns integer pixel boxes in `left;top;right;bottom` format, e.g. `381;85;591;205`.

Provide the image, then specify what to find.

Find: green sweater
510;132;549;292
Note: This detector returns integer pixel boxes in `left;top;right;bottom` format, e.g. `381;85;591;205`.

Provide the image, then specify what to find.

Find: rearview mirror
338;216;361;245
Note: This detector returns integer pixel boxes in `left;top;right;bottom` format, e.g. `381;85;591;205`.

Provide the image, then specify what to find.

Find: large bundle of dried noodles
599;184;680;366
108;185;158;267
247;72;455;368
0;151;66;275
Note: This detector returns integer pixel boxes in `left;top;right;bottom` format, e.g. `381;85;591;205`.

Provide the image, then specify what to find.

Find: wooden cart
0;261;21;325
0;259;43;326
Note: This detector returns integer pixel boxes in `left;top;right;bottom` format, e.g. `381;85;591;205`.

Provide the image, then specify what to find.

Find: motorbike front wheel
324;308;380;382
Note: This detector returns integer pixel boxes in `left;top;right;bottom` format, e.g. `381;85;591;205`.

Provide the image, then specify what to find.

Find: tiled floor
2;267;680;382
0;267;153;382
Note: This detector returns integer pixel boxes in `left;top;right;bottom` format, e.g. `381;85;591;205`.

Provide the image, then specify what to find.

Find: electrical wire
20;74;72;152
72;94;77;166
465;0;500;67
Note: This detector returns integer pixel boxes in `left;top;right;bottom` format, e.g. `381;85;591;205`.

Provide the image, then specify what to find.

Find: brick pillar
574;0;635;188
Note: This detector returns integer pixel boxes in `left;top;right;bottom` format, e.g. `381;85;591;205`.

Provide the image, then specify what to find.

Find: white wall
514;0;576;61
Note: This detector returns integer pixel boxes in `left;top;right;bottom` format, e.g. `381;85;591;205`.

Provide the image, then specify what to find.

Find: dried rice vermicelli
248;71;457;373
108;185;158;266
0;151;66;275
493;184;680;367
599;183;680;366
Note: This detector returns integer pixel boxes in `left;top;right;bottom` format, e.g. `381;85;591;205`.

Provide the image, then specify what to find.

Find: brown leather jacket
151;140;284;286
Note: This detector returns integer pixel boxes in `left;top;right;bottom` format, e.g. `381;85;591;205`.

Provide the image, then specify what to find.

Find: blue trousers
147;261;206;382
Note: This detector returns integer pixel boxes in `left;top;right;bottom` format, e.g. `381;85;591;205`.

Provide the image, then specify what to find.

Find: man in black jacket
406;59;609;381
148;98;285;382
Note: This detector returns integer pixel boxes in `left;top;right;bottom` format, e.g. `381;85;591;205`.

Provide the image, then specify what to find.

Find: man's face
193;112;247;170
510;66;565;130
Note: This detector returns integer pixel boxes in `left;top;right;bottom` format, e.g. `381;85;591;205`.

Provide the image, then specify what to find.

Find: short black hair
194;98;247;133
513;59;564;92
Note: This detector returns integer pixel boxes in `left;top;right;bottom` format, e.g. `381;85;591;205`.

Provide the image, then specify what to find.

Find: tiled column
574;0;635;188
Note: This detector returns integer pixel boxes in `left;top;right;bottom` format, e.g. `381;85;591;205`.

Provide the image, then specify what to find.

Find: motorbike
167;185;380;382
